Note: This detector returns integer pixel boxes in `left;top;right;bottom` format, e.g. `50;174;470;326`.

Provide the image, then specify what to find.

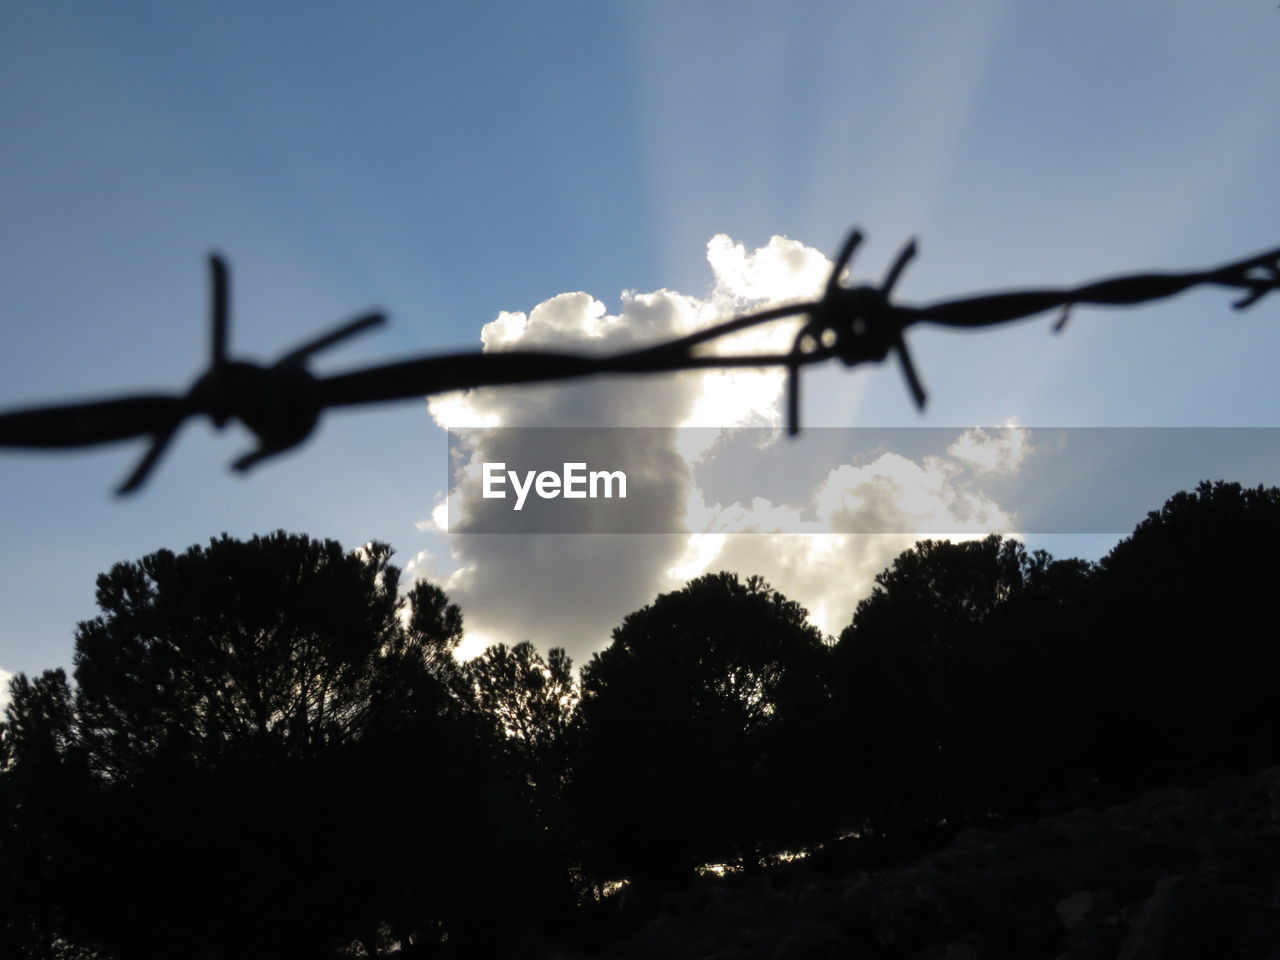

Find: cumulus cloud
946;423;1032;474
815;450;1018;534
416;235;1027;660
674;428;1023;636
422;235;826;660
0;666;13;715
679;533;917;640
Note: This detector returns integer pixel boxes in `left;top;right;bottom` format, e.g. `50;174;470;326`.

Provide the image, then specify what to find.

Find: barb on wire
1;228;1277;495
782;230;924;435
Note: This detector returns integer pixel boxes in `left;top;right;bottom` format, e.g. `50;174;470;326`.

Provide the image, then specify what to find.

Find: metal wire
1;228;1276;495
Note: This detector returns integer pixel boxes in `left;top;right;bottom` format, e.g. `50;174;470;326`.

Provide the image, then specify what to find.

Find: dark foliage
570;572;834;887
4;482;1280;956
832;535;1096;836
1;532;517;958
464;641;584;927
1091;480;1280;786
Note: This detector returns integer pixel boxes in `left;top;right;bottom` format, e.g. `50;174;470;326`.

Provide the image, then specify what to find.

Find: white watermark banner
444;427;1280;534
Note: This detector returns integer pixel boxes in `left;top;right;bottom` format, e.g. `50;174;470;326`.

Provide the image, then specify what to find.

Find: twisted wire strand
1;230;1276;494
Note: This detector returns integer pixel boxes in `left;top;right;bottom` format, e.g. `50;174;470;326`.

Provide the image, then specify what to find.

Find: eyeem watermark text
448;427;1280;533
481;462;627;511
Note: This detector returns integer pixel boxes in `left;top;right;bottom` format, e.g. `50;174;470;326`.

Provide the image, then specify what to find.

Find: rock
1116;786;1201;844
838;876;876;937
771;921;848;960
1055;891;1094;931
660;885;710;918
1117;874;1279;960
940;930;995;960
1055;914;1129;960
1265;768;1280;824
868;874;959;954
947;827;1004;866
551;767;1280;960
1055;890;1106;930
706;884;745;913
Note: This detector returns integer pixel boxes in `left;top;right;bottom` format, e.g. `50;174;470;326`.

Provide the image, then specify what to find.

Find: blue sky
3;1;1279;685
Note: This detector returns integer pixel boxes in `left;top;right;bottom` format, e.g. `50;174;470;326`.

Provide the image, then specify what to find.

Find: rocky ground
549;767;1280;959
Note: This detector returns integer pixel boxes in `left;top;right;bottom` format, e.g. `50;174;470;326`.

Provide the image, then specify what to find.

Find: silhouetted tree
12;484;1279;956
465;641;583;923
0;669;103;959
571;572;832;887
468;641;576;779
978;549;1097;815
832;535;1093;833
1;532;513;959
1093;480;1280;785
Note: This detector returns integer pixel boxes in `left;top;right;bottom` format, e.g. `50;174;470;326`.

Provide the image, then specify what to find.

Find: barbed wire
1;227;1277;495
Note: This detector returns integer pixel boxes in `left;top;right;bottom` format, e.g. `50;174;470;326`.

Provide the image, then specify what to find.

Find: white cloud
814;450;1016;534
705;234;832;306
671;428;1022;636
681;533;918;639
0;667;13;715
946;423;1031;474
416;237;1026;660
